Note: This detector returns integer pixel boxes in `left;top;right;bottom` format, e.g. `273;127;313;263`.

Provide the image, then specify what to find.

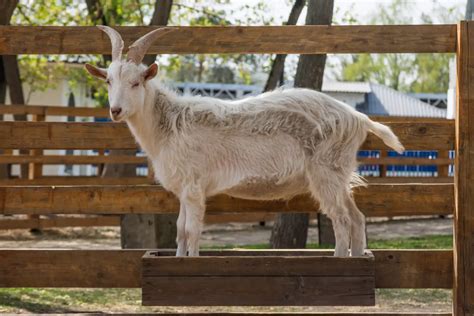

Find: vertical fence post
28;113;45;231
438;150;450;178
454;21;474;316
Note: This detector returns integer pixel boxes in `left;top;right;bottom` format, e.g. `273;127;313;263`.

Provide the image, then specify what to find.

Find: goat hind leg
325;208;351;257
175;203;187;257
346;195;366;257
306;169;351;257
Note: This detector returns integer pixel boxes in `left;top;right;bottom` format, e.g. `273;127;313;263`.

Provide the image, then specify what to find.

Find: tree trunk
270;0;334;249
142;0;173;66
0;0;29;179
0;53;8;180
467;0;474;20
263;0;305;92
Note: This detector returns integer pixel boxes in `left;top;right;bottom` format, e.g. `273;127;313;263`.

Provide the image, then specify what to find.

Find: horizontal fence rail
0;105;109;118
0;215;120;229
0;25;457;54
0;183;453;217
0;155;147;165
0;119;455;150
0;249;453;289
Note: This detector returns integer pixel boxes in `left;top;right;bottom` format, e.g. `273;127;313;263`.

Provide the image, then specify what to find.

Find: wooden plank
454;21;474;316
142;276;375;306
367;177;453;184
0;183;453;217
0;176;453;186
374;250;453;289
0;215;120;229
0;176;151;185
0;122;135;149
56;313;451;316
74;314;453;316
0;249;452;288
0;155;147;165
204;212;281;224
142;251;374;276
437;150;451;176
0;25;456;54
0;104;109;118
359;157;452;166
0;120;454;150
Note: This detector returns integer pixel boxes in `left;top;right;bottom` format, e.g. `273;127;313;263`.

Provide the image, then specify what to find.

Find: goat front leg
175;203;187;257
181;186;205;257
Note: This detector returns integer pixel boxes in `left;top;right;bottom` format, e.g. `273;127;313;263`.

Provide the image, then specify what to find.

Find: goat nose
111;107;122;116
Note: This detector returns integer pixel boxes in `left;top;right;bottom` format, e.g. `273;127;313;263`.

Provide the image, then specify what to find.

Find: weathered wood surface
0;215;120;229
0;176;151;185
142;250;375;306
0;25;456;55
359;157;452;166
374;250;453;289
0;120;454;150
0;154;450;166
0;122;135;149
0;104;109;118
0;183;453;217
142;276;375;306
70;313;452;316
454;21;474;316
0;249;452;289
142;250;374;276
0;155;147;165
0;176;452;186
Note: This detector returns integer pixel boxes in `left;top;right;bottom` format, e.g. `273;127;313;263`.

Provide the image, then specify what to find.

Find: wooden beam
0;155;147;165
454;21;474;316
0;122;135;149
0;104;109;118
0;183;453;217
0;176;453;186
0;119;454;150
0;25;456;55
0;176;150;185
0;215;120;229
367;177;453;184
0;249;452;288
359;157;453;166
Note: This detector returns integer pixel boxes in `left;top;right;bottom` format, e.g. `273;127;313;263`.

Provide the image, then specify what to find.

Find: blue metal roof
365;83;447;118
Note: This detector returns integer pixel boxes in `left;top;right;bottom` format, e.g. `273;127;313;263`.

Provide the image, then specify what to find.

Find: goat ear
85;63;107;80
143;63;158;81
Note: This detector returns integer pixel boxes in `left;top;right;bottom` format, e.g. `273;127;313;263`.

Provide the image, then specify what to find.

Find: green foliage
17;56;67;104
11;0;273;107
338;0;462;93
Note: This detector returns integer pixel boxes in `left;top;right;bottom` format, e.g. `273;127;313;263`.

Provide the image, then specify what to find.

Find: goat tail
366;119;405;154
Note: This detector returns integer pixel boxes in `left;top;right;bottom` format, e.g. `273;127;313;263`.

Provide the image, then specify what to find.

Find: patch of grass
204;234;453;250
368;235;452;249
0;235;453;313
0;288;141;313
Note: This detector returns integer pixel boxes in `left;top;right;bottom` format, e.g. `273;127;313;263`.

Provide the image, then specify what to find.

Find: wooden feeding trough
142;249;375;306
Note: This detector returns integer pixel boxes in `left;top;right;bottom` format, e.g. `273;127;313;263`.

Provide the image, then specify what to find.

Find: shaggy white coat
89;61;404;257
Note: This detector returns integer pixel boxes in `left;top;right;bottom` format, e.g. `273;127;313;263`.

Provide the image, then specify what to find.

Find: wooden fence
0;23;471;315
0;109;454;229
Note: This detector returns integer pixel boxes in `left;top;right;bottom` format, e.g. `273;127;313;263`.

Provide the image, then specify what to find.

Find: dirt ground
0;217;453;314
0;216;453;249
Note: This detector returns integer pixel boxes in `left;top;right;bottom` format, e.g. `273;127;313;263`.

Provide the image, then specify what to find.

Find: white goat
85;26;404;257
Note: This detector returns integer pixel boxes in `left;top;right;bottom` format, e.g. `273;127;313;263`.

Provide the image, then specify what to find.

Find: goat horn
97;25;124;62
127;27;172;65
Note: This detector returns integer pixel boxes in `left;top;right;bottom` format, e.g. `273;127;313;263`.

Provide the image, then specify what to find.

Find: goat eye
131;82;139;88
106;79;111;85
